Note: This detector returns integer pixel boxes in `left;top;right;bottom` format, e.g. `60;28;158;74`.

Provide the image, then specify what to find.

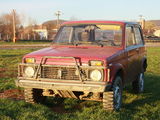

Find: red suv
16;21;147;111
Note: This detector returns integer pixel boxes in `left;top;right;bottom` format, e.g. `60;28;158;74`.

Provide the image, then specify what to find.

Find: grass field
0;47;160;120
0;40;51;45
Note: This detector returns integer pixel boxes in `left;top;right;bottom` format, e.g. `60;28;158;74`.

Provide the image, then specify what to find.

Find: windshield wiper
53;42;74;45
94;40;116;47
73;41;92;46
94;40;104;47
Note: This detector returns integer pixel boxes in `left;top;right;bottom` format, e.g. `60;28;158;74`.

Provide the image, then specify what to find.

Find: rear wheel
103;76;122;111
24;88;46;104
132;72;144;93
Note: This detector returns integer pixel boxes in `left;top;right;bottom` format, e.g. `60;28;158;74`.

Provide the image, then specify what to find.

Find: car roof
62;20;139;26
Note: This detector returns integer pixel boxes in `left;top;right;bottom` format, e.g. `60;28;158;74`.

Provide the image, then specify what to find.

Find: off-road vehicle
16;21;147;110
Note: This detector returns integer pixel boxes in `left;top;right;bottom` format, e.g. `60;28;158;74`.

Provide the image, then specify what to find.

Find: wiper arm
73;41;92;46
74;41;104;47
94;40;116;46
94;40;105;47
53;42;74;45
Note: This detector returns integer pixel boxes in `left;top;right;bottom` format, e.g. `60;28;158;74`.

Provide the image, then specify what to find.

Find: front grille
18;63;104;81
41;66;80;80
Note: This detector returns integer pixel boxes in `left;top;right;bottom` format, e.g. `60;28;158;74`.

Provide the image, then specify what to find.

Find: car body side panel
126;46;140;82
107;50;127;84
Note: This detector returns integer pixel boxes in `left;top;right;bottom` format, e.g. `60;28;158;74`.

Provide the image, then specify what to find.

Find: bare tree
27;17;37;26
0;11;22;41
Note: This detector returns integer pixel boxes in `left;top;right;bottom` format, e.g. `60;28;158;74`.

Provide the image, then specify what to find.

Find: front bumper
17;56;110;92
15;79;111;92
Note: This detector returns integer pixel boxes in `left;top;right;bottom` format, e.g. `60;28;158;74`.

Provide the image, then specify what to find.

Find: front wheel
24;88;46;104
132;72;144;93
103;76;122;111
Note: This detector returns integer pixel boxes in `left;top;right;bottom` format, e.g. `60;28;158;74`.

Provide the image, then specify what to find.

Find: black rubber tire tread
103;76;122;111
132;80;139;93
132;73;144;94
24;88;46;104
103;91;114;111
24;88;35;103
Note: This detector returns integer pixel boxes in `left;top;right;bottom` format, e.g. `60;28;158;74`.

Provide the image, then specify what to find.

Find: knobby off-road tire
24;88;46;104
132;72;144;93
103;76;123;111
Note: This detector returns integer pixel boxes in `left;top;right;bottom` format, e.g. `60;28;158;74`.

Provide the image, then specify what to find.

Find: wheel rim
139;73;144;92
114;84;121;110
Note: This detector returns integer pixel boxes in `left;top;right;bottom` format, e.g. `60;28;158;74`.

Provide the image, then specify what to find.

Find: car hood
25;46;122;64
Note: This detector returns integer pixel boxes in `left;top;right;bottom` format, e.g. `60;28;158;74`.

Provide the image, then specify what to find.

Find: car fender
109;63;125;83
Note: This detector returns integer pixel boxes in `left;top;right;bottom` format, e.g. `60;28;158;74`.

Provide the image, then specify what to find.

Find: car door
133;25;146;73
125;25;140;83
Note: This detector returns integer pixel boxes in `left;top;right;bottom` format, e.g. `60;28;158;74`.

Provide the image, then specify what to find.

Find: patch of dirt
0;68;5;71
0;68;6;75
0;89;79;113
0;68;17;78
0;89;24;100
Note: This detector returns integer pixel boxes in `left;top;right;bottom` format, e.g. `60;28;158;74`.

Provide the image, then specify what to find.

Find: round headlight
24;66;35;77
90;70;102;81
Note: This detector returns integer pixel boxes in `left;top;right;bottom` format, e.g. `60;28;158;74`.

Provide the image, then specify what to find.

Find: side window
133;27;143;45
125;26;136;47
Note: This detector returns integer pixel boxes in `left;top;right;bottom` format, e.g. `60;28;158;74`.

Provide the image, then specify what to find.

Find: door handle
136;48;139;52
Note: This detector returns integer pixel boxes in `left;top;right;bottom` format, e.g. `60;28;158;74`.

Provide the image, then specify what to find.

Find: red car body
16;21;147;110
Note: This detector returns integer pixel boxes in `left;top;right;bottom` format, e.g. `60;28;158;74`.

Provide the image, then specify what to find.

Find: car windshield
53;24;122;47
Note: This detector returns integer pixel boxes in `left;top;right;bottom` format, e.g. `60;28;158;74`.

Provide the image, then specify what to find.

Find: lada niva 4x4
16;21;147;111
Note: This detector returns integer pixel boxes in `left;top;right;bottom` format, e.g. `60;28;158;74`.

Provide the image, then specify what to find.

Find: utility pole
139;15;145;30
55;11;61;28
12;9;16;43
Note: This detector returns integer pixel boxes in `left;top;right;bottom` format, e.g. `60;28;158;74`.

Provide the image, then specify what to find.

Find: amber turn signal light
89;60;103;66
25;58;35;63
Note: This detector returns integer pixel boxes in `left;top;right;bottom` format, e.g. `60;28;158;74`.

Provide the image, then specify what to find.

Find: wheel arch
141;57;147;72
110;63;125;85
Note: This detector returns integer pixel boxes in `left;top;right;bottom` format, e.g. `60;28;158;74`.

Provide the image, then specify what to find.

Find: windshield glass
54;24;122;47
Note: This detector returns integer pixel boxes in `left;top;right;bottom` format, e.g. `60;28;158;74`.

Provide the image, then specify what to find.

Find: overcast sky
0;0;159;25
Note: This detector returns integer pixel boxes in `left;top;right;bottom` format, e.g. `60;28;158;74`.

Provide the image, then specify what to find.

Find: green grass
0;40;51;45
0;78;17;91
0;47;160;120
0;49;39;91
0;99;61;120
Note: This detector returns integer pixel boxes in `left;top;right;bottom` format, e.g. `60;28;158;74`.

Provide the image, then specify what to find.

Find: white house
33;28;48;40
154;30;160;37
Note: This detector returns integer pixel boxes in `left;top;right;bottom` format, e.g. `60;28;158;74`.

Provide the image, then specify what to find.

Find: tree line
0;11;58;42
0;11;158;42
